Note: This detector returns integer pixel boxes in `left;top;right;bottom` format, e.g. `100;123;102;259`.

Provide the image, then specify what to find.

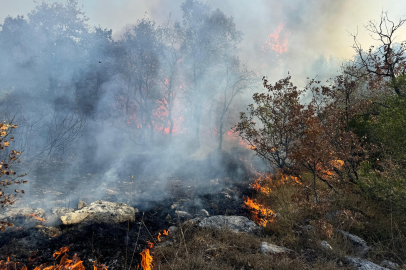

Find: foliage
0;120;27;231
236;74;372;195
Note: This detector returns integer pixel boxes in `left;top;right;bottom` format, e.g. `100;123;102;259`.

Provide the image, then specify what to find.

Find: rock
175;210;192;220
78;201;88;210
320;240;333;250
336;229;370;257
260;242;292;254
45;207;74;226
196;209;209;217
60;211;89;225
380;260;400;270
168;226;178;234
345;256;390;270
60;200;138;225
194;215;260;234
220;192;231;199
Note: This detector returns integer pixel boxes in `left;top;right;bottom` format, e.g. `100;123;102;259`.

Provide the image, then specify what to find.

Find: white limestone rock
194;215;261;234
260;242;292;254
60;200;137;225
346;256;390;270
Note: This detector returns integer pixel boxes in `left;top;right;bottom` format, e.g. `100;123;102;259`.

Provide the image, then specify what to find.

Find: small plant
0;119;27;231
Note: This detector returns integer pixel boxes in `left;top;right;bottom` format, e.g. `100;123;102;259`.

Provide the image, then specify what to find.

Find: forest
0;0;406;269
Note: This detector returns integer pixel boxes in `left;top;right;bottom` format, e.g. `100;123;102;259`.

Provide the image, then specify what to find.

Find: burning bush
0;120;27;231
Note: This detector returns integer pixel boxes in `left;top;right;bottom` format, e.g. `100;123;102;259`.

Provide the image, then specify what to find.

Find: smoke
0;0;404;213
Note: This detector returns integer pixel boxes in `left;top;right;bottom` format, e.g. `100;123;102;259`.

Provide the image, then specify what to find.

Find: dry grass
151;172;406;269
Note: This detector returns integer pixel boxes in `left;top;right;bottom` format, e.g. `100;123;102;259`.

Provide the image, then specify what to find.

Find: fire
164;78;169;85
245;173;302;227
28;213;45;223
262;22;290;54
157;229;169;242
226;130;254;149
34;245;85;270
146;241;154;249
0;257;27;270
153;99;185;134
139;249;153;270
243;197;274;227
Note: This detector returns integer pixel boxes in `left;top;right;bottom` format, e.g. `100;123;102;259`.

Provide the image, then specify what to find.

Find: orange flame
244;197;274;227
262;22;290;54
146;241;154;249
139;249;153;270
28;213;45;223
34;245;85;270
157;229;169;242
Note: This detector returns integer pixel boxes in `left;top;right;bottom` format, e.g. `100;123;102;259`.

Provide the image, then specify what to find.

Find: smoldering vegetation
0;0;270;211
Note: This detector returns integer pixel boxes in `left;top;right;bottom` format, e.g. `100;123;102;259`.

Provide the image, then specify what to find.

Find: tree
117;18;162;146
236;76;308;175
347;12;406;97
156;16;185;136
181;0;243;147
237;74;372;196
216;57;256;150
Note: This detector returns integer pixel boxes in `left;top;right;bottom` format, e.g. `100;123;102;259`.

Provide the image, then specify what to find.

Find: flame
262;22;290;54
157;229;169;242
139;249;153;270
28;213;45;223
153;99;185;134
146;241;154;249
0;257;27;270
226;129;254;149
164;78;169;85
34;245;85;270
244;197;274;227
245;173;302;227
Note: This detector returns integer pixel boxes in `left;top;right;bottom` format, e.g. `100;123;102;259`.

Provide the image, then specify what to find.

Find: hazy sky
1;0;406;83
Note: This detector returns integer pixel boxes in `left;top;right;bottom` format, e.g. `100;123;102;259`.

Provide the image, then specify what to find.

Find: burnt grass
0;151;257;269
0;194;252;270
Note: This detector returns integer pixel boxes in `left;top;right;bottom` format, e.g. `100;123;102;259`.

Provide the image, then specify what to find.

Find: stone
196;209;209;217
60;200;138;225
380;260;400;270
78;201;88;210
320;240;333;250
168;226;178;234
45;207;74;226
260;242;292;254
194;215;261;234
175;210;192;219
336;229;370;257
345;256;390;270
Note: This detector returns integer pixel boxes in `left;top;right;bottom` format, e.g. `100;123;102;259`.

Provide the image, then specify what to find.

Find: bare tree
217;57;256;150
347;12;406;97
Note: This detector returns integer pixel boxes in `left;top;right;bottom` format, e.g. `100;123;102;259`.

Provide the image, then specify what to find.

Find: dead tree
347;12;406;97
